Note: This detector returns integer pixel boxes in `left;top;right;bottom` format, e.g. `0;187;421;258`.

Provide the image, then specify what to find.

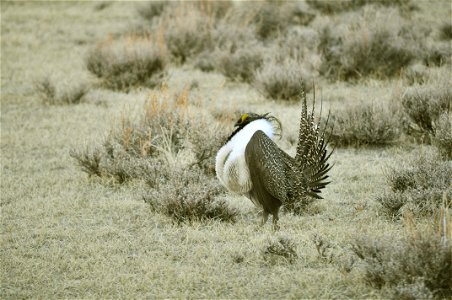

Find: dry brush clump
143;167;237;224
307;0;412;14
401;84;451;150
439;22;452;40
137;1;168;22
377;149;452;218
162;7;213;64
196;22;264;82
352;225;451;299
71;89;236;223
224;1;310;41
316;6;417;80
262;235;298;264
255;57;312;101
35;77;88;105
329;102;401;147
86;35;167;91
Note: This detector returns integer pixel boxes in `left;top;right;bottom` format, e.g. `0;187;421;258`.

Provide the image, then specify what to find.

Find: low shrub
377;149;452;217
403;63;429;85
163;8;213;64
317;6;416;80
71;88;235;223
422;42;452;67
401;84;451;142
439;23;452;40
71;88;229;182
69;146;102;177
252;2;287;40
216;46;264;83
143;167;237;224
433;113;452;159
329;103;400;147
263;235;297;264
137;1;168;21
312;233;337;262
35;77;88;105
307;0;412;14
195;0;232;19
255;58;312;101
352;232;451;299
194;22;264;81
86;35;167;90
188;119;229;176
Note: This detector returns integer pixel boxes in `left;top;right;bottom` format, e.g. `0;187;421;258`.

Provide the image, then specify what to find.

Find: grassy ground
1;1;450;299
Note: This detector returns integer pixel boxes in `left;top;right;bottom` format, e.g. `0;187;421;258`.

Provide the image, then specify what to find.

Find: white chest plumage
215;119;275;195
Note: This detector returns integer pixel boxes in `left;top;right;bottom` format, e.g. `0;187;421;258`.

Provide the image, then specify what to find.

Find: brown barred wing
244;131;296;212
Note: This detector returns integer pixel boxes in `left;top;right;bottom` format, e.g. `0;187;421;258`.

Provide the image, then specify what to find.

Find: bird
215;90;333;230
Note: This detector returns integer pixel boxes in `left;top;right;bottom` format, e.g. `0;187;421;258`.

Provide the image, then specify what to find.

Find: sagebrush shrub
195;0;232;19
137;1;168;21
255;58;312;101
312;233;336;262
187;120;229;176
144;167;237;224
377;149;452;217
317;6;416;80
439;23;452;40
69;147;102;177
35;77;88;105
433;113;452;159
401;84;451;141
194;22;263;80
252;2;287;40
71;88;229;183
422;41;452;67
329;103;400;147
163;8;212;64
352;232;451;299
216;46;264;83
86;35;167;90
263;236;298;264
403;63;429;85
307;0;412;14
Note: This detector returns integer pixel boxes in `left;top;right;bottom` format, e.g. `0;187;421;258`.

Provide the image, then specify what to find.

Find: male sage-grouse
215;91;333;230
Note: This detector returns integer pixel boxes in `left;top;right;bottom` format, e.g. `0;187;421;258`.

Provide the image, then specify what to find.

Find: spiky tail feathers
294;89;333;199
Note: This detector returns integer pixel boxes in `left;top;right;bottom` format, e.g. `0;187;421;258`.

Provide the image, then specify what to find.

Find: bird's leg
272;211;280;231
261;211;269;226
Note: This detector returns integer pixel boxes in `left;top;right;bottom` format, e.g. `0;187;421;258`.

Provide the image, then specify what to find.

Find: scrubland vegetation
1;1;451;299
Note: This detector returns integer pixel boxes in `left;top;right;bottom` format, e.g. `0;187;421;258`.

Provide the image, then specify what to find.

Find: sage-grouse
215;92;332;230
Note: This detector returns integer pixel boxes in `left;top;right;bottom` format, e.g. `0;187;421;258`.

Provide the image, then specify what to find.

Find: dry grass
2;1;451;299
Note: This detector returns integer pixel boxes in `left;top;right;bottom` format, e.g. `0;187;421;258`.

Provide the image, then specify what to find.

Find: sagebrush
86;35;167;90
352;231;451;299
377;149;452;217
329;103;400;147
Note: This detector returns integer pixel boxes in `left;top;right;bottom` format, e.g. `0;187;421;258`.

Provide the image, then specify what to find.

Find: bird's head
226;112;282;142
234;113;269;128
